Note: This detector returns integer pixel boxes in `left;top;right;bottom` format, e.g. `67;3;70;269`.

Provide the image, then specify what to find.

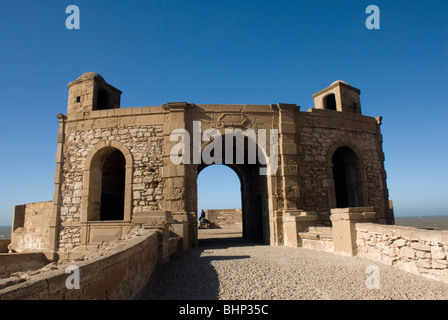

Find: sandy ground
136;229;448;300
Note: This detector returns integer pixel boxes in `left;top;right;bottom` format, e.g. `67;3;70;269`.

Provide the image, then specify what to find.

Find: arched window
100;150;125;220
332;147;362;208
87;147;126;221
324;94;337;111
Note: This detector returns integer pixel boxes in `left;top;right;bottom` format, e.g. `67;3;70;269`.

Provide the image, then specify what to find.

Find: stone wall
0;253;49;278
58;124;164;251
0;229;159;300
204;209;242;229
296;110;388;223
10;201;53;253
356;223;448;283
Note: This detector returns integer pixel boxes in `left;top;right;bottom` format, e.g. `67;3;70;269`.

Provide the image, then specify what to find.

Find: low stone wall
356;223;448;283
204;209;242;229
0;229;159;300
0;253;49;278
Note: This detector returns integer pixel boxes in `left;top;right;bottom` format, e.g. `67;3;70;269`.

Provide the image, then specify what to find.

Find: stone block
382;255;397;265
431;246;446;260
132;210;172;227
393;238;407;248
382;246;397;257
358;231;371;240
432;259;448;269
398;260;420;275
416;259;432;269
365;246;382;261
410;242;431;252
399;246;415;259
280;143;297;155
415;250;430;259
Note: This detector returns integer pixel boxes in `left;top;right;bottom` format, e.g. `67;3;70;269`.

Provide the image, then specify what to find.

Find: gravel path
136;232;448;300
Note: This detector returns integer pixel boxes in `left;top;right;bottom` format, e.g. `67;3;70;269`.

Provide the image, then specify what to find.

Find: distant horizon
1;213;448;229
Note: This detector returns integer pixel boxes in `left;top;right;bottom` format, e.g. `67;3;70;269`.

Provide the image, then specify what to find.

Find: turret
67;72;122;114
312;80;362;114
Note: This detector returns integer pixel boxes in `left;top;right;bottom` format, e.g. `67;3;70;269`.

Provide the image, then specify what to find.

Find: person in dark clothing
199;209;206;224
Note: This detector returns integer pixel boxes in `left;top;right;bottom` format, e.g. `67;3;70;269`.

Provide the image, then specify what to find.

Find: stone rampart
0;229;159;299
356;223;448;283
0;253;49;279
204;209;242;229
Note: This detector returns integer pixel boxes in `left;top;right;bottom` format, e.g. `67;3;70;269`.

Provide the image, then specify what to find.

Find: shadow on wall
135;237;252;300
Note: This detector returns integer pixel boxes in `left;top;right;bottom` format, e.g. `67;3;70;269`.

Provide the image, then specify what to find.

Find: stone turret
67;72;122;114
312;80;362;114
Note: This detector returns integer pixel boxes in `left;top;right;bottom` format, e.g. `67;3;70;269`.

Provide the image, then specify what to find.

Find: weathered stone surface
411;242;431;252
9;202;52;253
416;259;432;269
202;209;242;229
393;238;407;248
356;223;448;284
432;259;448;269
0;277;25;290
399;246;415;259
0;229;159;300
431;246;446;260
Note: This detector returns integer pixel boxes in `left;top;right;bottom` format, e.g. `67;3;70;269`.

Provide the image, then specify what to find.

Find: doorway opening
197;165;243;240
99;149;126;220
195;134;270;245
332;146;363;208
324;94;337;111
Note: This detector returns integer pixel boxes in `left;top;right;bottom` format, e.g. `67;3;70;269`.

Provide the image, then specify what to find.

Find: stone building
9;73;394;258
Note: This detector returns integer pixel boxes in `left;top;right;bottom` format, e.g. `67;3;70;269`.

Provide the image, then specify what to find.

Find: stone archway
326;144;367;209
82;140;133;223
195;134;271;243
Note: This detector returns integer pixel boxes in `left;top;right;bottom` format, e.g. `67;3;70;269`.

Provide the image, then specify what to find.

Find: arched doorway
100;150;126;220
86;147;127;221
331;146;363;208
195;134;270;243
197;165;243;235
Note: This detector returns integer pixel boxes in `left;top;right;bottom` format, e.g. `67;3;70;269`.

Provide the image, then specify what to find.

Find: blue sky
0;0;447;225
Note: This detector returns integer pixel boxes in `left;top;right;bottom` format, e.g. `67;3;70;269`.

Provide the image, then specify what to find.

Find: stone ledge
356;223;448;244
299;232;333;241
356;223;448;284
0;252;49;278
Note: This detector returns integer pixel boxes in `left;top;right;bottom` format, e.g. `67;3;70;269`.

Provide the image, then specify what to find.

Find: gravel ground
136;232;448;300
